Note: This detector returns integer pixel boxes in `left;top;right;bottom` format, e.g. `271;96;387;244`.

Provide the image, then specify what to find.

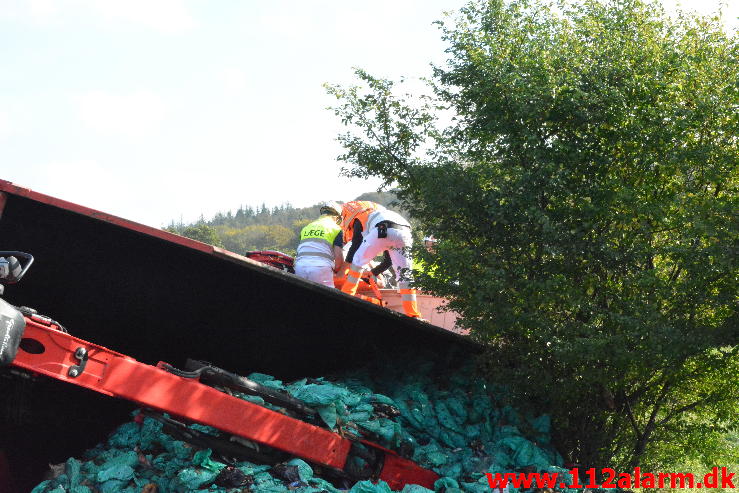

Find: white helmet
319;201;342;216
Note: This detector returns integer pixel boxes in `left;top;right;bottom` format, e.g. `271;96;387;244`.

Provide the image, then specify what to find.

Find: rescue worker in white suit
340;201;422;318
294;202;344;288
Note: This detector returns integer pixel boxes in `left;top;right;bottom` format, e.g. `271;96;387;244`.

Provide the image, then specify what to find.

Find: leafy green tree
166;223;223;247
327;0;738;470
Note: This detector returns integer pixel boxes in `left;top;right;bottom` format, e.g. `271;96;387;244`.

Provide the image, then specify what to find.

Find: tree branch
657;392;733;427
643;381;671;437
623;398;642;439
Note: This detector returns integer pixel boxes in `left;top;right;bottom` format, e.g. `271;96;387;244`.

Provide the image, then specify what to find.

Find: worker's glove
370;273;385;288
0;256;22;282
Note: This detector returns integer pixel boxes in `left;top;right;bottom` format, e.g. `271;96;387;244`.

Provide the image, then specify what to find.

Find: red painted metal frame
13;318;351;469
362;440;440;490
11;318;439;490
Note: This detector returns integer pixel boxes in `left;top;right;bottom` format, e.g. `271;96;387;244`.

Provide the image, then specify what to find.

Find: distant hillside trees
165;192;399;255
217;224;296;254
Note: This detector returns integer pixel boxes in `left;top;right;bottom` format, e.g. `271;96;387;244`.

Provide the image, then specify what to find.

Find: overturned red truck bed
0;180;478;490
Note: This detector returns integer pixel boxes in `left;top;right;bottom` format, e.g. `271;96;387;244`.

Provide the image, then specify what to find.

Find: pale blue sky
1;0;735;227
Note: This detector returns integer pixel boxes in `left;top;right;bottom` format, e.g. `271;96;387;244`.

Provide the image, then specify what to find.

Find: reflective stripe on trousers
341;263;364;295
398;282;421;318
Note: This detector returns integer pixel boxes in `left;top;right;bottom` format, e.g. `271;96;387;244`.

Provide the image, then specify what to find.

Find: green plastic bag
287;458;314;482
192;448;227;473
349;480;393;493
97;465;135;482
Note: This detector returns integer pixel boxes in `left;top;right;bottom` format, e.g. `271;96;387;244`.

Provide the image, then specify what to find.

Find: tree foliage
327;0;738;470
165;223;223;247
217;224;296;254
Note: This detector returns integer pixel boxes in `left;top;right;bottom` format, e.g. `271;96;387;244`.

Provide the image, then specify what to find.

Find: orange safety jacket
341;200;384;243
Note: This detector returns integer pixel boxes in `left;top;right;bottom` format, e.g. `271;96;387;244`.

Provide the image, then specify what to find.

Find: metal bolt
69;368;79;377
74;347;87;359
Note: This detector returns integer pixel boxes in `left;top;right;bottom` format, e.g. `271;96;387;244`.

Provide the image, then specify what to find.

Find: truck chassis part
10;314;439;490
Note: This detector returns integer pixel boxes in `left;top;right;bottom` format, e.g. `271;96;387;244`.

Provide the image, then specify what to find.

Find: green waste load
31;362;570;493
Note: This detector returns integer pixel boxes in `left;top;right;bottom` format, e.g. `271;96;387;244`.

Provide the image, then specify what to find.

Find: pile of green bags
31;362;569;493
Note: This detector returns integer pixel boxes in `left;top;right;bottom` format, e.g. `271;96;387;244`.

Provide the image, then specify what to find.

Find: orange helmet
341;200;383;242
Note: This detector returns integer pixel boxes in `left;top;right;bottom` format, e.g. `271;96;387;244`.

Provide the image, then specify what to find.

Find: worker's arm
333;246;345;273
333;231;345;273
345;219;363;264
371;250;392;276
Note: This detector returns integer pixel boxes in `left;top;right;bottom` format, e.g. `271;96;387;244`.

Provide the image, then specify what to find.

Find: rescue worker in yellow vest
340;201;422;318
294;202;344;288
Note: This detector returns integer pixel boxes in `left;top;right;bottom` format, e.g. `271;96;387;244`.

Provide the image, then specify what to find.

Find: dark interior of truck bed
0;188;478;491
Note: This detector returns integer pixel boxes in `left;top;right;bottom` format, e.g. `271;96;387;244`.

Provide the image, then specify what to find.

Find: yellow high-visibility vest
299;216;342;246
